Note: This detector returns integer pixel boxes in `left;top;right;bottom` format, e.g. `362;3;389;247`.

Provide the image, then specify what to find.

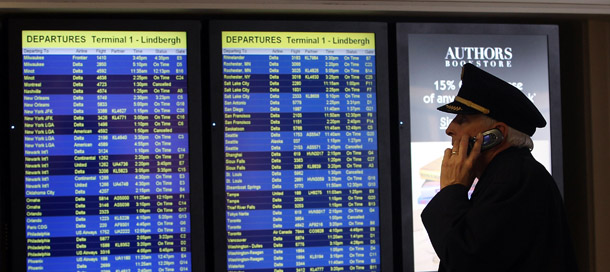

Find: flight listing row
222;54;375;74
225;206;378;230
222;150;376;162
222;86;375;94
23;83;186;95
25;194;189;217
24;134;189;156
224;169;377;191
226;226;378;247
223;132;376;151
24;116;373;134
24;157;188;176
26;236;190;258
23;94;187;116
222;77;376;87
25;173;189;197
23;54;186;75
224;198;378;212
227;244;379;270
26;212;190;238
25;163;189;176
26;252;190;272
25;201;190;218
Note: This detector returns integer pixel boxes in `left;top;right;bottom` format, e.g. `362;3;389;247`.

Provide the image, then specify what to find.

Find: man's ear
494;122;509;138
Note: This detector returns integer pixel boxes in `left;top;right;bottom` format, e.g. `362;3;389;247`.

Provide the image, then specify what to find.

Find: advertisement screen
400;29;557;271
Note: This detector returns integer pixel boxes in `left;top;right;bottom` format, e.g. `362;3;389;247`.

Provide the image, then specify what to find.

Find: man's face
445;114;494;147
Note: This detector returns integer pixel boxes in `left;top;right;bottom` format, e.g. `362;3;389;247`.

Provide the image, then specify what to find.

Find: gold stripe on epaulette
455;96;490;114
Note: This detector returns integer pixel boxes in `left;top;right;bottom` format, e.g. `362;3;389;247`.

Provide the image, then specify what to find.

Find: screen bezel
0;20;9;272
208;20;394;271
395;22;562;272
7;19;205;272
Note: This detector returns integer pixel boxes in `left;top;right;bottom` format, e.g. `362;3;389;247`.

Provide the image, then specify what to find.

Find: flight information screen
222;31;380;271
22;30;192;271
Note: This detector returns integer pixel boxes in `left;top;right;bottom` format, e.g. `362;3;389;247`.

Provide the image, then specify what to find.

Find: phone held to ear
467;128;504;154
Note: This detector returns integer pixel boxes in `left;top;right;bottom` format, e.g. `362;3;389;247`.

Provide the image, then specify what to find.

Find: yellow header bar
222;31;375;49
23;31;187;48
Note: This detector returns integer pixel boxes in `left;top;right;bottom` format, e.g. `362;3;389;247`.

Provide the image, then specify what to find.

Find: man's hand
440;133;483;190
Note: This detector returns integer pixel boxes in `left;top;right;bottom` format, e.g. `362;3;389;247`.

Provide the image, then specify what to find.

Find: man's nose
445;120;456;136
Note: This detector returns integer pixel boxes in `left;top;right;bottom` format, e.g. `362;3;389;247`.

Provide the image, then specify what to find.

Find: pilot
421;63;576;271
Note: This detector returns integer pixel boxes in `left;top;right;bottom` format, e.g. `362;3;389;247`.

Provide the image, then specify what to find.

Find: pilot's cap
437;63;546;136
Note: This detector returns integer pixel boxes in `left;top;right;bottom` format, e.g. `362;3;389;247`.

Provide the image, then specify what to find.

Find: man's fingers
469;132;484;159
458;135;469;158
444;148;453;161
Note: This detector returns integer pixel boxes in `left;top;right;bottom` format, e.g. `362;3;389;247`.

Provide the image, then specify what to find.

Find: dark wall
559;20;592;272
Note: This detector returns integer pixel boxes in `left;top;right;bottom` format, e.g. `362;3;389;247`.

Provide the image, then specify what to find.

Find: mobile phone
468;128;504;154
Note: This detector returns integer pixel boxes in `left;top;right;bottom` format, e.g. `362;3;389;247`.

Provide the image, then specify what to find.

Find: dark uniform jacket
421;147;577;272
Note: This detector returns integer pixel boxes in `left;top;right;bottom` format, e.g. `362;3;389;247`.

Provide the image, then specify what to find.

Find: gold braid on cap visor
454;96;490;114
445;104;463;111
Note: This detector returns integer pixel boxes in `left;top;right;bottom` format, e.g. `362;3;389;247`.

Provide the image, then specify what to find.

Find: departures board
9;21;204;272
210;22;393;272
